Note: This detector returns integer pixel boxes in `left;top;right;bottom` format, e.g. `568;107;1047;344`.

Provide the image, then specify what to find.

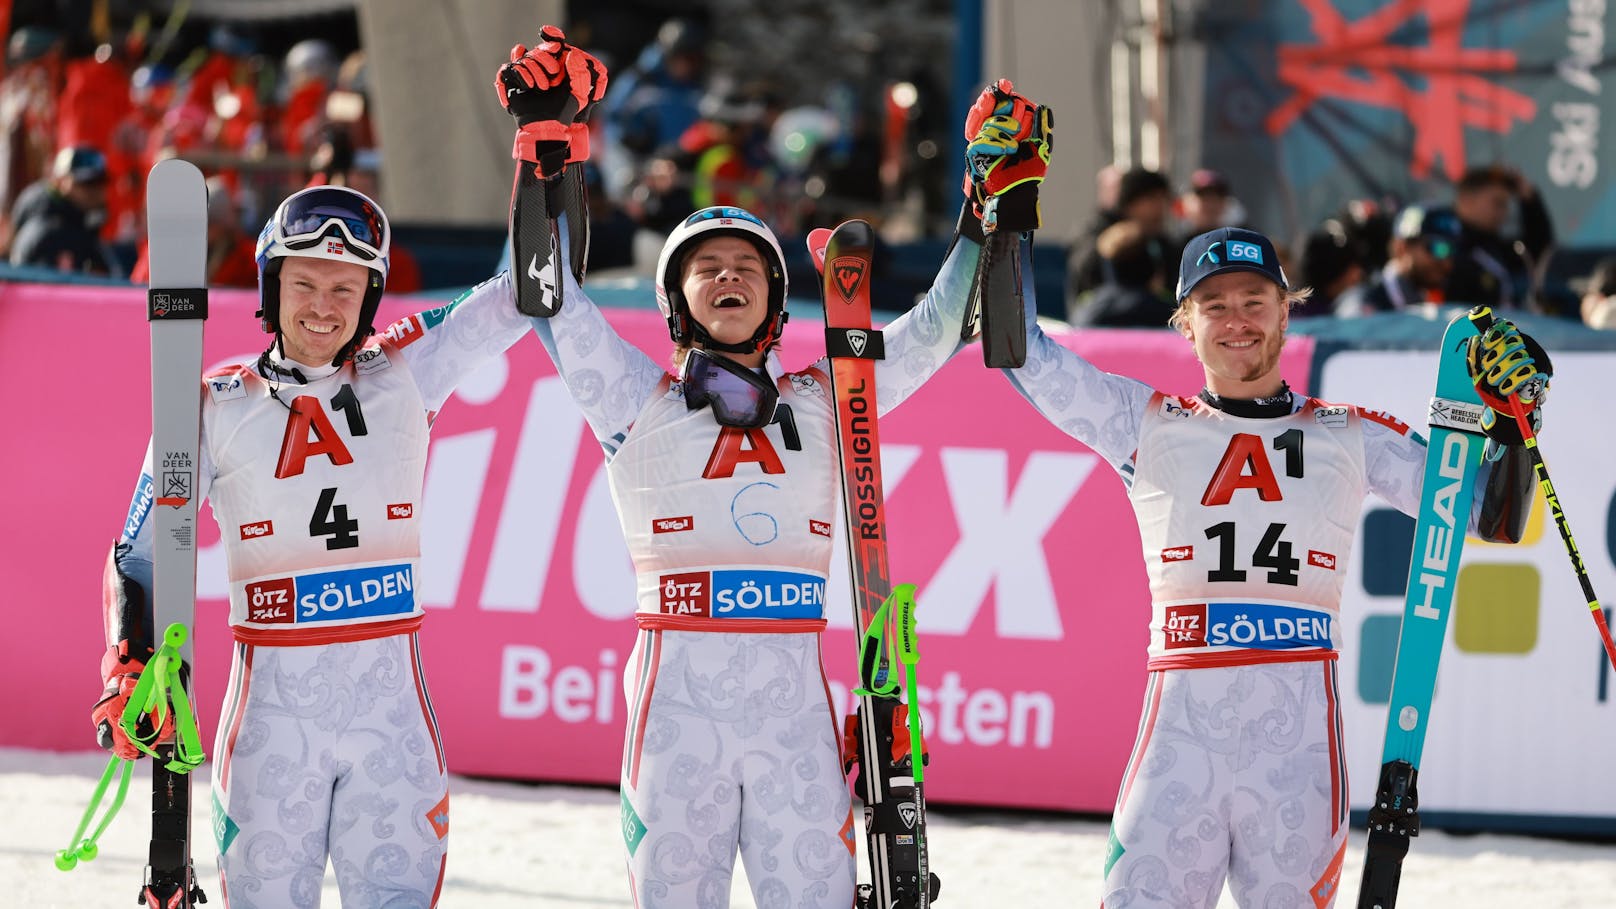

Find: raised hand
495;25;609;178
962;78;1053;233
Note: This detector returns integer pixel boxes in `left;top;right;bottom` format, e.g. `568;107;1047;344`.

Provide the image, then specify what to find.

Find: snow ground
5;748;1614;907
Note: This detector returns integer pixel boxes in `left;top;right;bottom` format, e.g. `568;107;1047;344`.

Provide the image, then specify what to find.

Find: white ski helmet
255;184;390;365
654;206;788;353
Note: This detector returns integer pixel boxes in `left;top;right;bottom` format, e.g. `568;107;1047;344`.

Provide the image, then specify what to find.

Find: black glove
1466;314;1551;444
495;26;609;178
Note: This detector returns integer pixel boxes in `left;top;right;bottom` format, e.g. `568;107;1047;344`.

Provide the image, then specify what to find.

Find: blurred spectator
1336;198;1394;275
280;38;339;157
129;176;257;287
1067;220;1173;327
9;144;112;274
0;27;66;219
1177;168;1247;237
1294;220;1363;317
1577;257;1616;330
56;41;133;167
603;18;708;192
1068;166;1180;303
583;164;637;272
104;63;174;245
1334;204;1461;317
1444;164;1554;310
675;78;778;212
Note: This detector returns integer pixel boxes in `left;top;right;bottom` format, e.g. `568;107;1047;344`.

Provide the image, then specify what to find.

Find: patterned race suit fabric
113;273;528;907
532;226;979;908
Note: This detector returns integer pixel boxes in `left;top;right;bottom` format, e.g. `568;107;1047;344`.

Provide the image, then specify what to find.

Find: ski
143;157;209;909
811;222;940;909
1356;309;1490;909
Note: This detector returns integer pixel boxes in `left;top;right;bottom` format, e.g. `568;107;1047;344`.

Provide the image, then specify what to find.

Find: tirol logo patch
239;520;273;540
831;256;867;303
1161;545;1194;562
652;515;693;534
809;519;832;537
1308;550;1337;570
387;503;413;520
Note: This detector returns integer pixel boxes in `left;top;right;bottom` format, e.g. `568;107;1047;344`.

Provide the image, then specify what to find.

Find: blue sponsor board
1206;601;1333;651
291;563;415;623
710;569;824;619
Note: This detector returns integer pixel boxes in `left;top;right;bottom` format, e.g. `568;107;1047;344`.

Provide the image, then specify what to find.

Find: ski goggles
274;188;389;261
680;348;778;429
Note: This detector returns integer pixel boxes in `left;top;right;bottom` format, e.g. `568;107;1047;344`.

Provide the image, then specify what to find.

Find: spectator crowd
2;12;1614;332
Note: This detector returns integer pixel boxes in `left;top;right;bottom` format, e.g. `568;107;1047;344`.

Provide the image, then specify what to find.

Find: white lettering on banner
825;444;924;629
919;449;1095;639
574;464;636;620
419;427;496;608
826;671;1054;749
481;378;586;611
1413;432;1468;621
498;645;619;721
1551;3;1604;189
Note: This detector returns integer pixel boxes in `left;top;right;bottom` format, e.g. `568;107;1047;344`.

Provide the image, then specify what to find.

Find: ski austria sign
5;283;1616;830
1198;0;1616;245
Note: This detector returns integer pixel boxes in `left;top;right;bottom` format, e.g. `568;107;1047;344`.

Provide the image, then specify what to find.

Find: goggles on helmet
680;348;778;429
273;187;389;262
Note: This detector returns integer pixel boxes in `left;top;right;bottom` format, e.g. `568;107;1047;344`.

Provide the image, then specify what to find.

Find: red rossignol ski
811;222;939;909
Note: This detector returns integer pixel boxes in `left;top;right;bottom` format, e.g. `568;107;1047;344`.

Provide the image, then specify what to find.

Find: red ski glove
91;640;173;761
495;25;609;178
961;78;1053;234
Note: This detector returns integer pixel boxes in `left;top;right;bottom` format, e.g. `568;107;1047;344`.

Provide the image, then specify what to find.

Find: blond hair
1169;284;1315;334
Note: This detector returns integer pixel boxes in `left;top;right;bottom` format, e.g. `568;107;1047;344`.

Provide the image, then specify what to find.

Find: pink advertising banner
0;281;1315;812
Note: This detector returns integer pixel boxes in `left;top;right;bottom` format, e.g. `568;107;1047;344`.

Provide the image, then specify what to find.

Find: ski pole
57;622;205;871
1467;309;1616;671
892;584;924;786
54;755;134;870
122;623;207;773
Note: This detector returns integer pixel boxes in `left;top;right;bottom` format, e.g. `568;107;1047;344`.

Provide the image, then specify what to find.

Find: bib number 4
310;486;360;550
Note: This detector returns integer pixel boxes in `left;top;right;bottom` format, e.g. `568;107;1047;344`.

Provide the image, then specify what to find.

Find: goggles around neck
275;188;388;261
680;348;778;429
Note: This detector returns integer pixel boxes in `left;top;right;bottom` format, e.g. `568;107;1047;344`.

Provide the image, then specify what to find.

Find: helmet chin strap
685;306;788;355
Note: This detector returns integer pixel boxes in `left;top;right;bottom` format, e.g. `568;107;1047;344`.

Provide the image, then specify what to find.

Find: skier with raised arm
491;27;1037;907
93;184;530;905
988;81;1547;908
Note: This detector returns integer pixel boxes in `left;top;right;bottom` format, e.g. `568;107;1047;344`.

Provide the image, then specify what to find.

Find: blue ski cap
1176;227;1288;302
